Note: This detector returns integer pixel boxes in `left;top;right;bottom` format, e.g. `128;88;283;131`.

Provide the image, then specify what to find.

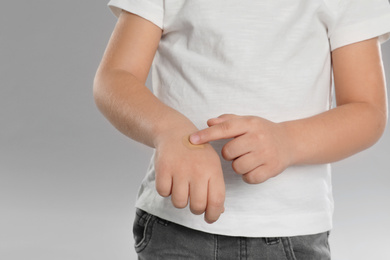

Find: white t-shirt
107;0;390;237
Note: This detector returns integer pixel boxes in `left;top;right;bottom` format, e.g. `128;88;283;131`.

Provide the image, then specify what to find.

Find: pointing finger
189;119;246;145
207;114;238;127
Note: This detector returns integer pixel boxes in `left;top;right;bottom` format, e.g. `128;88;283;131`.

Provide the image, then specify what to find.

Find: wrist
279;121;300;166
153;123;199;149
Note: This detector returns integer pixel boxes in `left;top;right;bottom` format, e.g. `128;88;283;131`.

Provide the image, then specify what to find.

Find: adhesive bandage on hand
182;134;205;150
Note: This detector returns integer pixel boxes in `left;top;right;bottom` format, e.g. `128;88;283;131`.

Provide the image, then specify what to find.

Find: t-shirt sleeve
327;0;390;51
107;0;164;30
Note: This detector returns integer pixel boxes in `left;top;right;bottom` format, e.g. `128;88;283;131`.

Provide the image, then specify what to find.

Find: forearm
93;69;197;148
281;102;388;165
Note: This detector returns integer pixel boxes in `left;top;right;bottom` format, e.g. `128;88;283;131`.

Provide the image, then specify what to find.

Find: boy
94;0;390;258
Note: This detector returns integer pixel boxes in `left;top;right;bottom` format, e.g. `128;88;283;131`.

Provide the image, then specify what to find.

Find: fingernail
189;134;200;144
204;217;215;224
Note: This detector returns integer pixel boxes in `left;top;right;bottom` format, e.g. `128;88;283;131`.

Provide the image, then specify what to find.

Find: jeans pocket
133;208;156;253
289;231;331;260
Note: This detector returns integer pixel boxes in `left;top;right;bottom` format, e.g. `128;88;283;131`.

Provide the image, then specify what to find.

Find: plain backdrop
1;1;389;259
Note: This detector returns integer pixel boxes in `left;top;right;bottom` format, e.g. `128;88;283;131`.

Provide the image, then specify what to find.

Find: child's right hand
154;129;226;224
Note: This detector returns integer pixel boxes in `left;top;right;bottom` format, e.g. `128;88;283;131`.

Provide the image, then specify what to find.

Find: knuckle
243;172;267;184
254;132;265;142
208;195;225;209
190;201;206;215
172;198;188;209
156;185;171;197
155;160;169;175
270;161;285;177
269;159;281;171
220;121;231;135
242;174;254;184
247;116;258;125
232;160;244;174
155;175;171;197
221;146;232;160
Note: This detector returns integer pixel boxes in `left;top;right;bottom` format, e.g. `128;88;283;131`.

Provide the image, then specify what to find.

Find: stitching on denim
240;237;247;260
135;210;143;218
239;237;242;260
326;231;331;256
156;217;169;226
214;235;218;260
265;237;280;245
245;238;247;260
281;237;297;260
134;213;152;249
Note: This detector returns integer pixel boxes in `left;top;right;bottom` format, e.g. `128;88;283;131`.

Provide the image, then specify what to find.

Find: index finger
189;119;245;145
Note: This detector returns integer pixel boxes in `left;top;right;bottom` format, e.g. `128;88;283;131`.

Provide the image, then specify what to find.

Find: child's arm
190;37;387;183
93;11;225;223
284;37;387;165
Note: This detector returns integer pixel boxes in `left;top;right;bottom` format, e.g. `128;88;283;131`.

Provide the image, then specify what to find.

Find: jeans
133;208;331;260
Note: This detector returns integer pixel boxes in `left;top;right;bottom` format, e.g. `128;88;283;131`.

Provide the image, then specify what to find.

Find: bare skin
94;10;387;221
190;38;388;184
93;10;225;223
182;134;206;150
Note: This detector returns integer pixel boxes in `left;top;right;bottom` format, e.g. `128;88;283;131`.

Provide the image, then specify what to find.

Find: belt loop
265;237;280;245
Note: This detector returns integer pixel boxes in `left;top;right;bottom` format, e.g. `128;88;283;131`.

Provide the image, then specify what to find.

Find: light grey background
1;1;389;259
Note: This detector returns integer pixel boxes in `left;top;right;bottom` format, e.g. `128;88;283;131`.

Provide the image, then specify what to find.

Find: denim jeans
133;208;331;260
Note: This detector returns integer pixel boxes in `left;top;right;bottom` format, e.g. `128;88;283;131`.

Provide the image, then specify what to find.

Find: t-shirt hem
107;0;164;30
135;204;333;238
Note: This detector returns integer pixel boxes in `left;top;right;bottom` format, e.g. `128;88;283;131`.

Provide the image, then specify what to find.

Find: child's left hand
189;114;294;184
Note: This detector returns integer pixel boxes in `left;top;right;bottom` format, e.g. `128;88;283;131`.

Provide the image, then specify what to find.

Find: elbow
93;72;102;107
368;103;388;145
93;69;110;114
379;109;388;139
351;102;388;151
376;101;388;138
